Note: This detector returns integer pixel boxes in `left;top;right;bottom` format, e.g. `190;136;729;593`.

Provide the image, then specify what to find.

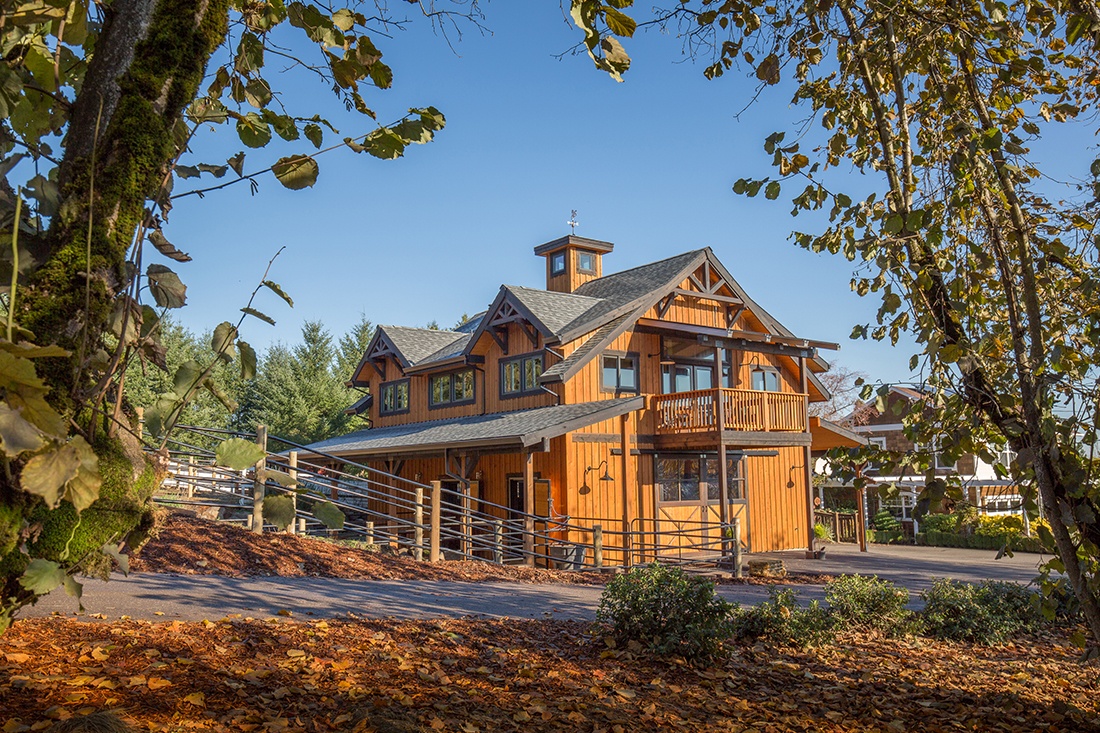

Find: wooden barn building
305;236;859;563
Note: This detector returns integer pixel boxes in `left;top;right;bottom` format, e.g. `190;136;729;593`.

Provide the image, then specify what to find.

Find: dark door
506;477;526;551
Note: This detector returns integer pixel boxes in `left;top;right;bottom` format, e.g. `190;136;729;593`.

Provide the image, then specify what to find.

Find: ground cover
131;514;833;586
1;616;1096;732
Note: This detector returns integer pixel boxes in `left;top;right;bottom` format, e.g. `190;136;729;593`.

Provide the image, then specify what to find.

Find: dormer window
751;367;780;392
577;251;596;274
550;252;566;275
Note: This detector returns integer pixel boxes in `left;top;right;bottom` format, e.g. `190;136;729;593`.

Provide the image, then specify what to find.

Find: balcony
653;388;806;434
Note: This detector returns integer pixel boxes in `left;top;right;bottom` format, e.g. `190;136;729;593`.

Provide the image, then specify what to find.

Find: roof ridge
584;248;707;283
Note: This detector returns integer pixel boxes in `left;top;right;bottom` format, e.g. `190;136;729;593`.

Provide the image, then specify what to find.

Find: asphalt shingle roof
305;397;645;456
503;286;602;336
380;326;468;366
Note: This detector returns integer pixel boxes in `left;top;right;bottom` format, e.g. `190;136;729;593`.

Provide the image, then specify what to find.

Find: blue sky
161;3;1077;385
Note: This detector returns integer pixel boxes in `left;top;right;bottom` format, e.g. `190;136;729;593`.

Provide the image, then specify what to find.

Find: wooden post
462;480;475;557
523;452;535;567
429;480;442;563
714;348;730;556
287;451;298;535
593;524;603;568
365;521;375;545
832;510;841;544
186;455;196;499
492;520;504;564
620;414;633;568
251;425;267;535
732;516;743;579
856;470;868;553
799;358;815;558
135;407;145;435
469;480;480;557
297;517;306;534
414;486;424;561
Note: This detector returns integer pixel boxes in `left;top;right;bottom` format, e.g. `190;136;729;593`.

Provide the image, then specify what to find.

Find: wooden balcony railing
652;388;807;434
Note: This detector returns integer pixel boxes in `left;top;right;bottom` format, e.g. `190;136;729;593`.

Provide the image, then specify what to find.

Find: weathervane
568;210;578;234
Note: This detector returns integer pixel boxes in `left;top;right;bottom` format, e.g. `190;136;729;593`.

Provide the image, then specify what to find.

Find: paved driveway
22;543;1051;623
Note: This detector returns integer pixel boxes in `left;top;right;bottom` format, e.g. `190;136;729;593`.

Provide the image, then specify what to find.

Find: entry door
506;477;525;550
439;480;463;552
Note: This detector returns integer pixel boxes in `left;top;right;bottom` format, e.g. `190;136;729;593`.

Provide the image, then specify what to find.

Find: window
882;491;916;521
379;379;409;415
751;367;780;392
659;338;733;393
994;445;1016;469
866;436;887;472
550;252;566;275
577;251;596;274
429;369;475;408
601;353;638;393
919;438;957;471
501;352;544;397
656;455;744;504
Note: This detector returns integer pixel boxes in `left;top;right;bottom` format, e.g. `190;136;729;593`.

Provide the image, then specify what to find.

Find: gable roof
305;397;645;457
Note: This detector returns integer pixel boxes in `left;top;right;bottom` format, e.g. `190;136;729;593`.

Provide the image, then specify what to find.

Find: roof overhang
810;417;868;454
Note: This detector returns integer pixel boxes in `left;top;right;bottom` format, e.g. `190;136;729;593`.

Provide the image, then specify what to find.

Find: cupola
533;235;614;293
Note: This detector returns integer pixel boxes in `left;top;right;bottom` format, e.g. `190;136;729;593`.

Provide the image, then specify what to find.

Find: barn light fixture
585;460;614;483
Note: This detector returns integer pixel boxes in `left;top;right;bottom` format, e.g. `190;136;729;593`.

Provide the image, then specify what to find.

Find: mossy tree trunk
0;0;230;624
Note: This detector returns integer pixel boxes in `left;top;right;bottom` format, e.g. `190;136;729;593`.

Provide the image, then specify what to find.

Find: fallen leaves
0;616;1097;732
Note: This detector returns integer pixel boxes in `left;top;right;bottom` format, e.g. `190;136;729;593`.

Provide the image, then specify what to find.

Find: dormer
533;235;614;293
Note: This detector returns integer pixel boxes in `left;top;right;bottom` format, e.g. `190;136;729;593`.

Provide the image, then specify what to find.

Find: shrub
976;514;1025;538
825;574;914;635
919;578;1041;644
872;510;899;532
919;512;958;534
813;523;835;542
597;563;734;664
730;587;836;648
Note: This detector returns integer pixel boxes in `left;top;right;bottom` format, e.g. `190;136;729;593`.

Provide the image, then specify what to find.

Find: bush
976;515;1025;538
730;587;836;648
813;523;835;542
597;564;734;664
825;574;914;635
919;513;958;534
872;510;899;532
919;578;1041;644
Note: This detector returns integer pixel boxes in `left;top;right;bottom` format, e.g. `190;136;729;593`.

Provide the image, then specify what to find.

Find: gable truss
486;299;540;355
656;259;745;324
365;337;404;379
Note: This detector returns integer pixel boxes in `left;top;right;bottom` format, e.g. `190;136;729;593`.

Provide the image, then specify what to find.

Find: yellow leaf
513;711;531;723
614;688;636;699
184;691;206;707
147;676;172;689
4;652;30;663
91;647;109;661
287;649;306;657
331;659;352;671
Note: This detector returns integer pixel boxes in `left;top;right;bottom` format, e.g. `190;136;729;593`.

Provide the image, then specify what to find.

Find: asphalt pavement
22;543;1051;622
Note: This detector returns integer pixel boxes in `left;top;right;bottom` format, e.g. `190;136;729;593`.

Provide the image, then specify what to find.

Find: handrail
652;388;806;433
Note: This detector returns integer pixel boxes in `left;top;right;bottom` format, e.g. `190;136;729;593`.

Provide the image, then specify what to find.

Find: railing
814;510;860;543
653;388;806;433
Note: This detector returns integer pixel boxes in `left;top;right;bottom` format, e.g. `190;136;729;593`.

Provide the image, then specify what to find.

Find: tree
0;1;470;628
236;320;361;444
568;1;1100;648
807;365;865;425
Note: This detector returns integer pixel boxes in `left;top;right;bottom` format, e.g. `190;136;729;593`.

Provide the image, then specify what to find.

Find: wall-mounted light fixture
585;460;614;483
414;472;423;482
474;470;483;481
787;463;804;489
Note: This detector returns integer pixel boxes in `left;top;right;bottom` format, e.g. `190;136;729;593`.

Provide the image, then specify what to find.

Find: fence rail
154;424;748;571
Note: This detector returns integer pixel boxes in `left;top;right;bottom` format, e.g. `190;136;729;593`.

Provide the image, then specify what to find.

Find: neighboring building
305;235;860;562
849;386;1022;530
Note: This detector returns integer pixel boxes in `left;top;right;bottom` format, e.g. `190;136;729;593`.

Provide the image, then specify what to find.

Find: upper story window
429;369;475;408
601;353;638;393
917;439;956;471
577;251;596;274
751;367;780;392
550;252;566;275
501;352;543;397
379;379;410;415
660;338;733;394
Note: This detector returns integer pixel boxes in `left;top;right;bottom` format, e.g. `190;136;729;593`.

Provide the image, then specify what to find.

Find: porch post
620;413;633;567
799;357;815;558
715;347;730;557
856;465;868;552
523;450;535;567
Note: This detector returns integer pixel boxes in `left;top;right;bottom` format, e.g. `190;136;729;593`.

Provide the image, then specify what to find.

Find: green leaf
271;155;319;190
304;123;323;149
1066;14;1090;44
21;444;82;508
18;558;66;595
235;32;265;74
172;360;203;398
236;112;272;148
265;494;296;530
215;437;266;471
357;128;405;160
604;7;637;37
211;322;238;362
147;264;187;308
882;214;904;235
268;469;299;488
314;501;345;530
332;8;356;31
203;378;239;413
263;280;294;307
764;181;781;200
63;435;101;514
0;403;45;457
187;97;228;124
241;307;276;326
227;151;246;176
148;230;192;263
238;340;257;380
244;78;272;108
101;543;130;575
